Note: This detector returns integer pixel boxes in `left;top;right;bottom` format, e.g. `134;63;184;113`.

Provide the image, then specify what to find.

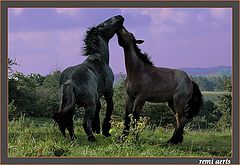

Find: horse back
126;66;192;102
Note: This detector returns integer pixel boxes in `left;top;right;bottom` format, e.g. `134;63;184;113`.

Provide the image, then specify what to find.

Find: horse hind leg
167;96;189;144
102;92;113;137
92;100;101;134
66;110;76;141
83;105;97;142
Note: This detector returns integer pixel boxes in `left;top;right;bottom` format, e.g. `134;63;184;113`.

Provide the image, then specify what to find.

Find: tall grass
8;116;231;157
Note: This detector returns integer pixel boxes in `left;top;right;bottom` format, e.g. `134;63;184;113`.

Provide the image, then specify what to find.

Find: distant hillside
114;66;232;84
181;66;231;76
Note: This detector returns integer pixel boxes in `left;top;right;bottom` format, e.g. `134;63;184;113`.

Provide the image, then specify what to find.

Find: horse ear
136;40;144;44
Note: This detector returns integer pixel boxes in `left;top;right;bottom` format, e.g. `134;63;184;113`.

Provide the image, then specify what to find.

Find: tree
8;58;19;75
8;70;62;119
35;70;61;117
215;78;232;130
8;72;45;118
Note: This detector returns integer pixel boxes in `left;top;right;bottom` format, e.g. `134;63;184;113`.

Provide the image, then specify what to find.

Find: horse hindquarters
53;82;76;141
168;81;203;144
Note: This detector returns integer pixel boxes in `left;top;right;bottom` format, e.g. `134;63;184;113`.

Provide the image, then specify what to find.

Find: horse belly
146;93;173;103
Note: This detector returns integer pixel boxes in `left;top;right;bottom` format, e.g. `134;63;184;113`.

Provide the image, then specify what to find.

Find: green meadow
8;115;231;157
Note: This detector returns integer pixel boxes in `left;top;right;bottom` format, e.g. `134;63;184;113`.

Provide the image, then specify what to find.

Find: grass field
202;91;229;103
8;116;231;157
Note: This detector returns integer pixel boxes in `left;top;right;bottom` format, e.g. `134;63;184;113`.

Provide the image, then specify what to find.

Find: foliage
215;78;232;131
112;74;126;119
8;72;43;118
8;58;19;75
187;100;218;130
142;103;175;128
8;71;61;119
191;75;230;91
8;69;232;132
8;117;231;157
8;100;19;121
35;70;61;117
7;69;232;157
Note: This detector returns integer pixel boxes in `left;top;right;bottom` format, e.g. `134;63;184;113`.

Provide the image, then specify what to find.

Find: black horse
53;15;124;142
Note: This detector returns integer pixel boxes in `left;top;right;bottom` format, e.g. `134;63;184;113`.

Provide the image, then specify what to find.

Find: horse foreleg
92;100;101;134
102;92;113;137
122;95;135;136
132;96;145;127
83;105;96;142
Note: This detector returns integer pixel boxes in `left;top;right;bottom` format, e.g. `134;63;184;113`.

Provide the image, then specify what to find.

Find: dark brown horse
53;15;124;142
117;26;203;144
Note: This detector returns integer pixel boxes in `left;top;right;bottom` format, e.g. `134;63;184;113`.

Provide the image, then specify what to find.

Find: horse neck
123;45;144;75
98;36;110;64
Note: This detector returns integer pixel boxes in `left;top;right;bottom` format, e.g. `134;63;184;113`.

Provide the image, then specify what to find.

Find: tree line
190;75;230;91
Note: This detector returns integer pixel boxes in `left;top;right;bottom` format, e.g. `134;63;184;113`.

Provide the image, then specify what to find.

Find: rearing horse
117;26;203;144
53;15;124;142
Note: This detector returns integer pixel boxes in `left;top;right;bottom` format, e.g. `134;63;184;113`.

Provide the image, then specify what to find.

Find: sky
8;8;232;75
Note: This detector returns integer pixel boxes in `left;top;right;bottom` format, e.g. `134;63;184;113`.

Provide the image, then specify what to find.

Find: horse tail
185;81;203;120
53;80;76;124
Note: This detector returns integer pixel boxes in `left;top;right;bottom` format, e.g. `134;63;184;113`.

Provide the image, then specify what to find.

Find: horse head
96;15;124;41
117;25;144;47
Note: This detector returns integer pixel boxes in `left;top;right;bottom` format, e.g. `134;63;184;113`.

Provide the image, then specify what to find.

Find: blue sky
8;8;232;75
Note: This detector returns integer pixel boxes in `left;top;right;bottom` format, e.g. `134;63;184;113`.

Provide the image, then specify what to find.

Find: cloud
120;8;189;35
142;8;187;26
8;28;87;75
55;8;80;16
8;8;123;32
8;8;232;75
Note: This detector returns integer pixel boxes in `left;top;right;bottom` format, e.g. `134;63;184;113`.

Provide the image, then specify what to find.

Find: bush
8;100;19;121
8;71;61;119
142;103;175;128
215;78;232;131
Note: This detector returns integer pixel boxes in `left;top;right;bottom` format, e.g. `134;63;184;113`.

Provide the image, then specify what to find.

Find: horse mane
82;27;101;57
134;42;154;66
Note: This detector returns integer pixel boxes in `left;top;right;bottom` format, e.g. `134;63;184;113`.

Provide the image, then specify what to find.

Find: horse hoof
87;135;97;142
102;132;111;137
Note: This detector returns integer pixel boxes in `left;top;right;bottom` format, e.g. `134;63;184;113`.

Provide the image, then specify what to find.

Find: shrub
8;100;19;121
